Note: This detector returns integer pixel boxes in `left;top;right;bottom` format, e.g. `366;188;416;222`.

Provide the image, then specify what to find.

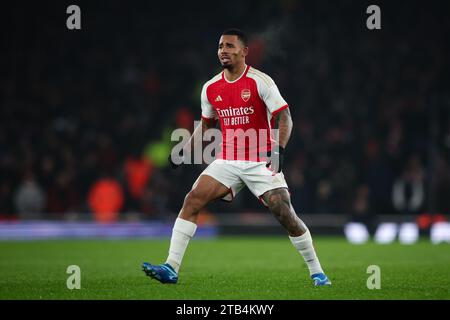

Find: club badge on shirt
241;89;251;102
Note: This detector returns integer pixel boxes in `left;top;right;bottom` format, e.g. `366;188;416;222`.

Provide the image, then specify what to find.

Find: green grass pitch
0;236;449;300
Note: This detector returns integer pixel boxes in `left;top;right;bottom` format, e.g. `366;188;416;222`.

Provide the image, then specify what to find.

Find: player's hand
168;150;184;170
266;146;285;173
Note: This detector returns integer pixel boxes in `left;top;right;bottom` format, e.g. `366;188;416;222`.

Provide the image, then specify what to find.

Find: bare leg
178;174;230;223
261;187;307;237
262;188;327;280
165;175;229;272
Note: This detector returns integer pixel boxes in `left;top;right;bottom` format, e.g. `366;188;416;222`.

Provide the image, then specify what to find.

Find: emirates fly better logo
241;89;251;102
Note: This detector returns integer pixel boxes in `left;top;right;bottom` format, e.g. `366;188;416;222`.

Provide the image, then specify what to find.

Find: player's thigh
190;174;230;203
241;162;289;206
260;187;291;209
195;159;244;202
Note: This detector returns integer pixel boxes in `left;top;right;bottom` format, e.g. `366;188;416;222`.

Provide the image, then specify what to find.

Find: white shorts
198;159;289;206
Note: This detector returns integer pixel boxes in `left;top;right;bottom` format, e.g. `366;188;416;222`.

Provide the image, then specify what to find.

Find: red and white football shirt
201;65;288;162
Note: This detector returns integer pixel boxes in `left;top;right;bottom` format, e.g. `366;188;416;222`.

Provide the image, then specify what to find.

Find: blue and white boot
142;262;178;284
311;273;332;286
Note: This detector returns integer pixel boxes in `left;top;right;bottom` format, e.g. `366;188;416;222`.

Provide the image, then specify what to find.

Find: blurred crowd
1;1;449;221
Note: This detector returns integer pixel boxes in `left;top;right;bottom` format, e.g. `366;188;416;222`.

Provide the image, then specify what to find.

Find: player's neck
223;63;247;82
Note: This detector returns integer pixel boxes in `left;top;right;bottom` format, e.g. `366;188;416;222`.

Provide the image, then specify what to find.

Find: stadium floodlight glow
344;222;370;244
398;223;419;244
430;222;450;244
374;223;398;244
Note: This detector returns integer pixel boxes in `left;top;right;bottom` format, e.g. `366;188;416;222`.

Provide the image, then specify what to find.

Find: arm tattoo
276;108;293;148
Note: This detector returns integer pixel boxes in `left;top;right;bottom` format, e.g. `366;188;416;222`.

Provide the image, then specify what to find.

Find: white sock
166;218;197;273
289;229;324;276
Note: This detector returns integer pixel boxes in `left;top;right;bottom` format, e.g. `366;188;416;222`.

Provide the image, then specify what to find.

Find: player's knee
183;189;205;212
265;190;291;217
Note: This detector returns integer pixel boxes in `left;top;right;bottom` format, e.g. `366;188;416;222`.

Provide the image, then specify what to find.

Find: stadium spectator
88;177;124;223
14;173;46;219
46;171;81;215
392;155;426;215
123;152;154;212
431;153;450;214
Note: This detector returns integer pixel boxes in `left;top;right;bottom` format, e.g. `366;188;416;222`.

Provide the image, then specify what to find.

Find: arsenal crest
241;89;251;102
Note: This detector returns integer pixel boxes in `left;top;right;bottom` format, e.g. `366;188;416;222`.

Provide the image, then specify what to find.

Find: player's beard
221;62;233;70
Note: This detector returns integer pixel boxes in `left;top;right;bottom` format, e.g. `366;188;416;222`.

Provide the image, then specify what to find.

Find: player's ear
242;46;249;57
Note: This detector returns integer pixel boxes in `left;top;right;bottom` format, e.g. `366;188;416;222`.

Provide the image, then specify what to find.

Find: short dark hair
222;28;248;47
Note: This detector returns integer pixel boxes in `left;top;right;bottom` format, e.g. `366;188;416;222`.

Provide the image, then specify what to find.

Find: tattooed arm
275;108;293;148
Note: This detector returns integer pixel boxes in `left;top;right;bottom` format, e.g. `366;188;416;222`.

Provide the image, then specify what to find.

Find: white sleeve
259;77;288;115
201;84;216;119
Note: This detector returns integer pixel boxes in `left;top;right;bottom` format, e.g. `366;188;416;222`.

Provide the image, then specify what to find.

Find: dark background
1;0;449;222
